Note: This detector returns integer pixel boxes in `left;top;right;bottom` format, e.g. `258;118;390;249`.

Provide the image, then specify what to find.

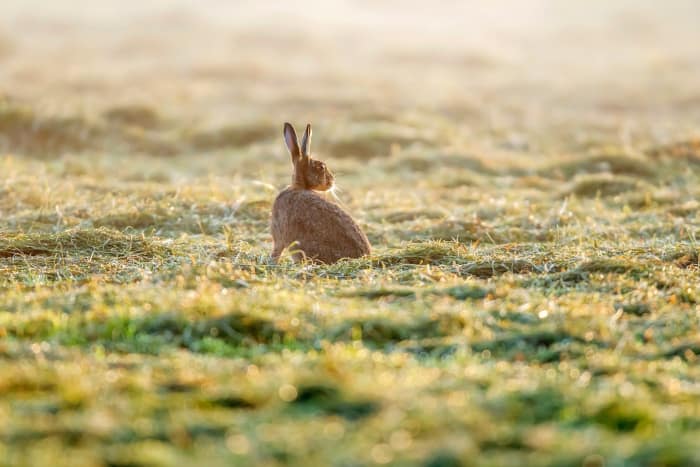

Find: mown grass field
1;1;700;466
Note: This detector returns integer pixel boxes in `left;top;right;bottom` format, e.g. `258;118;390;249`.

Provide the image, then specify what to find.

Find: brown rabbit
271;122;371;263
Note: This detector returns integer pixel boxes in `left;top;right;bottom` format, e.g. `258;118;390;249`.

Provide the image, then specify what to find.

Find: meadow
1;1;700;466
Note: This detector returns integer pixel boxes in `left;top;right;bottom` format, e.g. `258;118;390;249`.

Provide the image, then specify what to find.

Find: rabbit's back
271;188;370;263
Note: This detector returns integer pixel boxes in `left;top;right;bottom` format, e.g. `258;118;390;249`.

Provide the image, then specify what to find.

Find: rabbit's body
271;123;371;263
272;187;370;263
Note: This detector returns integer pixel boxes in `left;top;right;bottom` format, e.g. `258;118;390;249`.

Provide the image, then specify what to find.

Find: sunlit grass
1;96;699;466
1;1;700;463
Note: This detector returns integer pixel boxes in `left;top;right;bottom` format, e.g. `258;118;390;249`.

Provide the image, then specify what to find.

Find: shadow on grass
560;174;652;198
541;153;657;179
287;383;380;421
522;258;646;289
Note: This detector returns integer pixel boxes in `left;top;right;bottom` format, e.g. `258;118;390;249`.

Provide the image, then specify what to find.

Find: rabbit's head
284;122;335;191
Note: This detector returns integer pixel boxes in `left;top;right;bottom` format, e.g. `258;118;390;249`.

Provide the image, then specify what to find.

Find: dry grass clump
0;228;169;259
0;228;173;286
373;242;469;265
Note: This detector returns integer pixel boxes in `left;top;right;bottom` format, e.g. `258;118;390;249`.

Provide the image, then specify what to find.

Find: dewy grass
1;132;698;466
1;3;700;465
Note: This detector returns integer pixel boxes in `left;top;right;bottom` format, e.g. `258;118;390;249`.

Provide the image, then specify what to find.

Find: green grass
1;100;699;467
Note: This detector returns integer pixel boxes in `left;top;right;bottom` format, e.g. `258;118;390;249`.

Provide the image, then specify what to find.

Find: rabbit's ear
283;122;301;163
300;123;312;158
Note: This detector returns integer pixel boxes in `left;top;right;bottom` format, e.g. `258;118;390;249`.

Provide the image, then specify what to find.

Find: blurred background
1;0;700;158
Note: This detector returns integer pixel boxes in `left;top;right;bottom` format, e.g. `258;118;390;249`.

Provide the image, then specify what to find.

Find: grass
1;1;700;466
1;103;699;466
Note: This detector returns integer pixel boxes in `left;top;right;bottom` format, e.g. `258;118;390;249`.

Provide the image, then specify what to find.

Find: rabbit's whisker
328;184;342;203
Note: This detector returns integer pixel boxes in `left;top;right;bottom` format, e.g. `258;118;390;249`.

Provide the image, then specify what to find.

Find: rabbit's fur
271;123;371;263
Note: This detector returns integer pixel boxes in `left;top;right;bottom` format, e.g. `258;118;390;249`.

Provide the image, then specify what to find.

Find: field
1;1;700;466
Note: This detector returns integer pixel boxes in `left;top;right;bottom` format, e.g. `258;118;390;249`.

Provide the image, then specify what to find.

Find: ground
1;1;700;466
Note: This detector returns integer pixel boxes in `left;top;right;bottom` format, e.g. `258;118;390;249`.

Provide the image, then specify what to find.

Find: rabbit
271;122;371;264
